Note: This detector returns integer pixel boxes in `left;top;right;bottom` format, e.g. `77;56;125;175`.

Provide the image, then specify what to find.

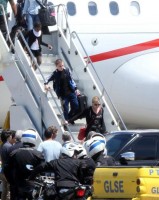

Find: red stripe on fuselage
90;39;159;63
0;76;4;81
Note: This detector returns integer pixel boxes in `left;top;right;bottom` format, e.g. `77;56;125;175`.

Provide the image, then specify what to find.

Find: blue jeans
61;93;79;121
26;14;40;31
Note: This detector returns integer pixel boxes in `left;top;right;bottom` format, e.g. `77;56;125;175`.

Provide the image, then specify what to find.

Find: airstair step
67;123;85;132
42;54;57;63
37;64;54;74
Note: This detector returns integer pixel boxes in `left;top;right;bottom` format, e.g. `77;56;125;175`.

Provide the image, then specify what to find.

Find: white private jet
1;0;159;130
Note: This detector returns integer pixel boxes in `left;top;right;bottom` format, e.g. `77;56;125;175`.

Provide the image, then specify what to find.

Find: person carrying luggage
69;96;107;139
44;58;80;126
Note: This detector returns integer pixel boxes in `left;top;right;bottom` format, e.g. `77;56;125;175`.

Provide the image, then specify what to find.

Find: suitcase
77;94;87;113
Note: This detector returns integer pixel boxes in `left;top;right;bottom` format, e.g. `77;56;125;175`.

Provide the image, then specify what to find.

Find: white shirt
30;29;41;50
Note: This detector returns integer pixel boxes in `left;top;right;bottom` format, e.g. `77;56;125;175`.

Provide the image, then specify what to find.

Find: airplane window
130;1;140;16
109;1;119;15
88;1;98;16
67;2;76;16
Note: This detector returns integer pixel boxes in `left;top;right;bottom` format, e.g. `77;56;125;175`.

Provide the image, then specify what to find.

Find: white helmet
89;132;106;145
83;137;106;157
61;142;75;157
74;143;87;159
21;129;38;146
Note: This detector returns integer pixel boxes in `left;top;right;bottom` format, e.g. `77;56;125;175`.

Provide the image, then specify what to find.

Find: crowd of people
0;126;114;200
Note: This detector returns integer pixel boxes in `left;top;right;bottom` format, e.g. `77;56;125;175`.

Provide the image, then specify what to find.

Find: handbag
78;107;103;140
78;127;86;140
78;111;97;140
35;0;56;26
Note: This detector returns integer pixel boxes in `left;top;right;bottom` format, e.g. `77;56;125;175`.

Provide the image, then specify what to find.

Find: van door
119;135;159;166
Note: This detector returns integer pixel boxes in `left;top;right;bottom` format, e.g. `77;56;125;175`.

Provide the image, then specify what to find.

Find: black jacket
25;29;48;50
6;145;44;184
45;68;77;98
30;157;85;188
71;106;106;136
80;157;96;185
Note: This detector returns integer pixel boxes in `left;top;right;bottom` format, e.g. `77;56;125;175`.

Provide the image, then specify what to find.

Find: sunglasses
93;103;101;106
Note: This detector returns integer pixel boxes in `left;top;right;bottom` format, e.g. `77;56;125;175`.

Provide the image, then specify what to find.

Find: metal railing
0;4;14;49
57;4;71;36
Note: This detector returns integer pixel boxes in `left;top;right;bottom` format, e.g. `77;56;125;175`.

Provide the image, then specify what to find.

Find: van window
67;2;76;16
109;1;119;15
130;1;140;16
88;1;98;16
126;136;157;160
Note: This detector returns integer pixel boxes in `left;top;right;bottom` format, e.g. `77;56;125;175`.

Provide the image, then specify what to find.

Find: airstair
0;4;127;144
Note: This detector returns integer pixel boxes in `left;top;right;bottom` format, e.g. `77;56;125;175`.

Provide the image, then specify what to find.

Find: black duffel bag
36;0;56;26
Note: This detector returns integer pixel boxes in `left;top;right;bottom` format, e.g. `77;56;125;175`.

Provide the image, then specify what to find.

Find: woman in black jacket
69;96;107;139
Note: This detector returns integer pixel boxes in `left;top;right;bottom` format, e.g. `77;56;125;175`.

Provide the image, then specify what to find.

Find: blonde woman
69;96;106;139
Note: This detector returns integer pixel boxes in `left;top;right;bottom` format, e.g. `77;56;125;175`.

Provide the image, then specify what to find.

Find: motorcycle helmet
60;142;75;157
21;129;38;146
83;137;106;157
88;132;106;144
73;143;87;159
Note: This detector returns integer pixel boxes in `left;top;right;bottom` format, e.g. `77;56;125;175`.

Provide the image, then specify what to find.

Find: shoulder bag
78;108;98;140
35;0;56;26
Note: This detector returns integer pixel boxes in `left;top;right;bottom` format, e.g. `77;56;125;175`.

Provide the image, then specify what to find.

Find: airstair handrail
57;4;71;36
70;31;127;130
0;4;14;50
